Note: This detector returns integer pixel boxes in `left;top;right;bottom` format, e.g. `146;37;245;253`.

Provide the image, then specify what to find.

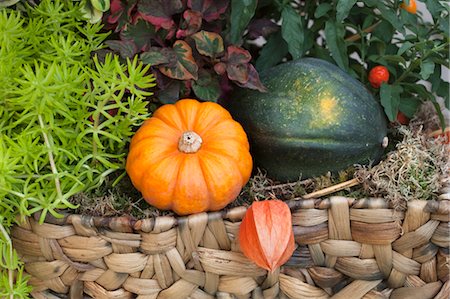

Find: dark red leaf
105;40;138;58
155;26;177;41
226;63;249;84
187;0;228;22
235;64;267;92
138;0;184;30
214;62;226;75
108;0;124;23
159;40;198;80
247;18;279;40
225;45;252;65
107;0;138;30
110;0;123;14
176;10;203;39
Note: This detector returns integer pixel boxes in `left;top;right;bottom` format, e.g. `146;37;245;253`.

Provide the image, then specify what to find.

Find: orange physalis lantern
238;200;295;272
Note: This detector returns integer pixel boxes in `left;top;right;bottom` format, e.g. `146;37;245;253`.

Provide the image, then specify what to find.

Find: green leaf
420;60;435;80
397;41;414;55
157;80;181;104
140;49;171;66
230;0;258;44
159;40;198;80
362;0;377;7
424;0;443;18
436;82;449;107
438;16;449;38
281;5;305;59
314;3;332;18
255;31;289;71
376;4;404;33
429;64;442;93
0;0;20;7
91;0;110;12
311;44;333;63
401;83;432;100
380;84;403;121
121;19;155;50
336;0;357;23
372;20;395;43
80;1;104;24
191;30;224;58
192;70;221;101
399;97;423;118
369;54;406;65
324;20;348;71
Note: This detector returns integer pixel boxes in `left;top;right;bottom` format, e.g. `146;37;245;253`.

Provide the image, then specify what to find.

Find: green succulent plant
0;0;155;297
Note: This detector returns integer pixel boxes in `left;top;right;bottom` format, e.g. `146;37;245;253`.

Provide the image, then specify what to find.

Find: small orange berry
400;0;417;14
368;66;390;89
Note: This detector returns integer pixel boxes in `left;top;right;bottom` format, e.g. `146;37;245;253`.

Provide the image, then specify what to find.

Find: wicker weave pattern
12;194;449;299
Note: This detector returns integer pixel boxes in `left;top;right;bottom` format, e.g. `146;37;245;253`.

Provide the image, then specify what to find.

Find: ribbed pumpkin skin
225;58;388;181
126;99;253;215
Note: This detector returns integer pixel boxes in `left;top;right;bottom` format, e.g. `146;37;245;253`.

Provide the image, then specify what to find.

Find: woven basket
12;176;450;299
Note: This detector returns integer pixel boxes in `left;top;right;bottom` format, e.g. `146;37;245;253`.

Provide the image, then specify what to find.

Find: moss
355;126;449;211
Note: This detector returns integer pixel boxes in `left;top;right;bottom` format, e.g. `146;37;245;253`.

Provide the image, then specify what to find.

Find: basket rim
29;197;448;231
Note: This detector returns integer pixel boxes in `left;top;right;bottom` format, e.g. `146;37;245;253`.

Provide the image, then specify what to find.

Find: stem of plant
394;42;449;85
38;114;63;201
0;221;14;299
91;98;112;165
345;21;382;42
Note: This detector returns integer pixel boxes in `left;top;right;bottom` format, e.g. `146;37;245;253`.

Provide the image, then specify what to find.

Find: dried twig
300;178;360;199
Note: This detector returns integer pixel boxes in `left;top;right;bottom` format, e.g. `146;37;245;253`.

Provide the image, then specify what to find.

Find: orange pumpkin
126;99;253;215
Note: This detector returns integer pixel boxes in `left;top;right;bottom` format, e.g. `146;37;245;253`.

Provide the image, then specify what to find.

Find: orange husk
239;200;295;272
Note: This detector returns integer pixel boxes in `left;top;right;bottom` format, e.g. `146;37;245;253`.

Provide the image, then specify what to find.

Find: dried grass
237;168;359;203
69;167;360;218
70;175;172;219
355;126;449;211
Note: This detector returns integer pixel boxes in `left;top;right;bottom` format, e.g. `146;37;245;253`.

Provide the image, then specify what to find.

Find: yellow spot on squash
309;96;341;128
320;97;336;114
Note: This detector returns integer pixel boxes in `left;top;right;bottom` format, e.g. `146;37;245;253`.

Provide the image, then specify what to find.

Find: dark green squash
224;58;388;181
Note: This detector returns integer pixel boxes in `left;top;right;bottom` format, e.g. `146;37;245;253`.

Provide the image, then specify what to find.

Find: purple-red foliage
104;0;266;103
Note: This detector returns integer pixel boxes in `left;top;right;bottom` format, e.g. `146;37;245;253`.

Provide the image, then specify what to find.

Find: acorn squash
224;58;388;181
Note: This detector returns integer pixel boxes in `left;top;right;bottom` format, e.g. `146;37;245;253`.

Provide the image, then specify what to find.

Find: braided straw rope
12;179;449;299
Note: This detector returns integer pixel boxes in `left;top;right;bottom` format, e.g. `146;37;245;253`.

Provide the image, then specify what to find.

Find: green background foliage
243;0;449;123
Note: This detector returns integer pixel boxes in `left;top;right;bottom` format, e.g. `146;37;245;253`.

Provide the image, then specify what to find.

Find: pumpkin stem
178;131;202;153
